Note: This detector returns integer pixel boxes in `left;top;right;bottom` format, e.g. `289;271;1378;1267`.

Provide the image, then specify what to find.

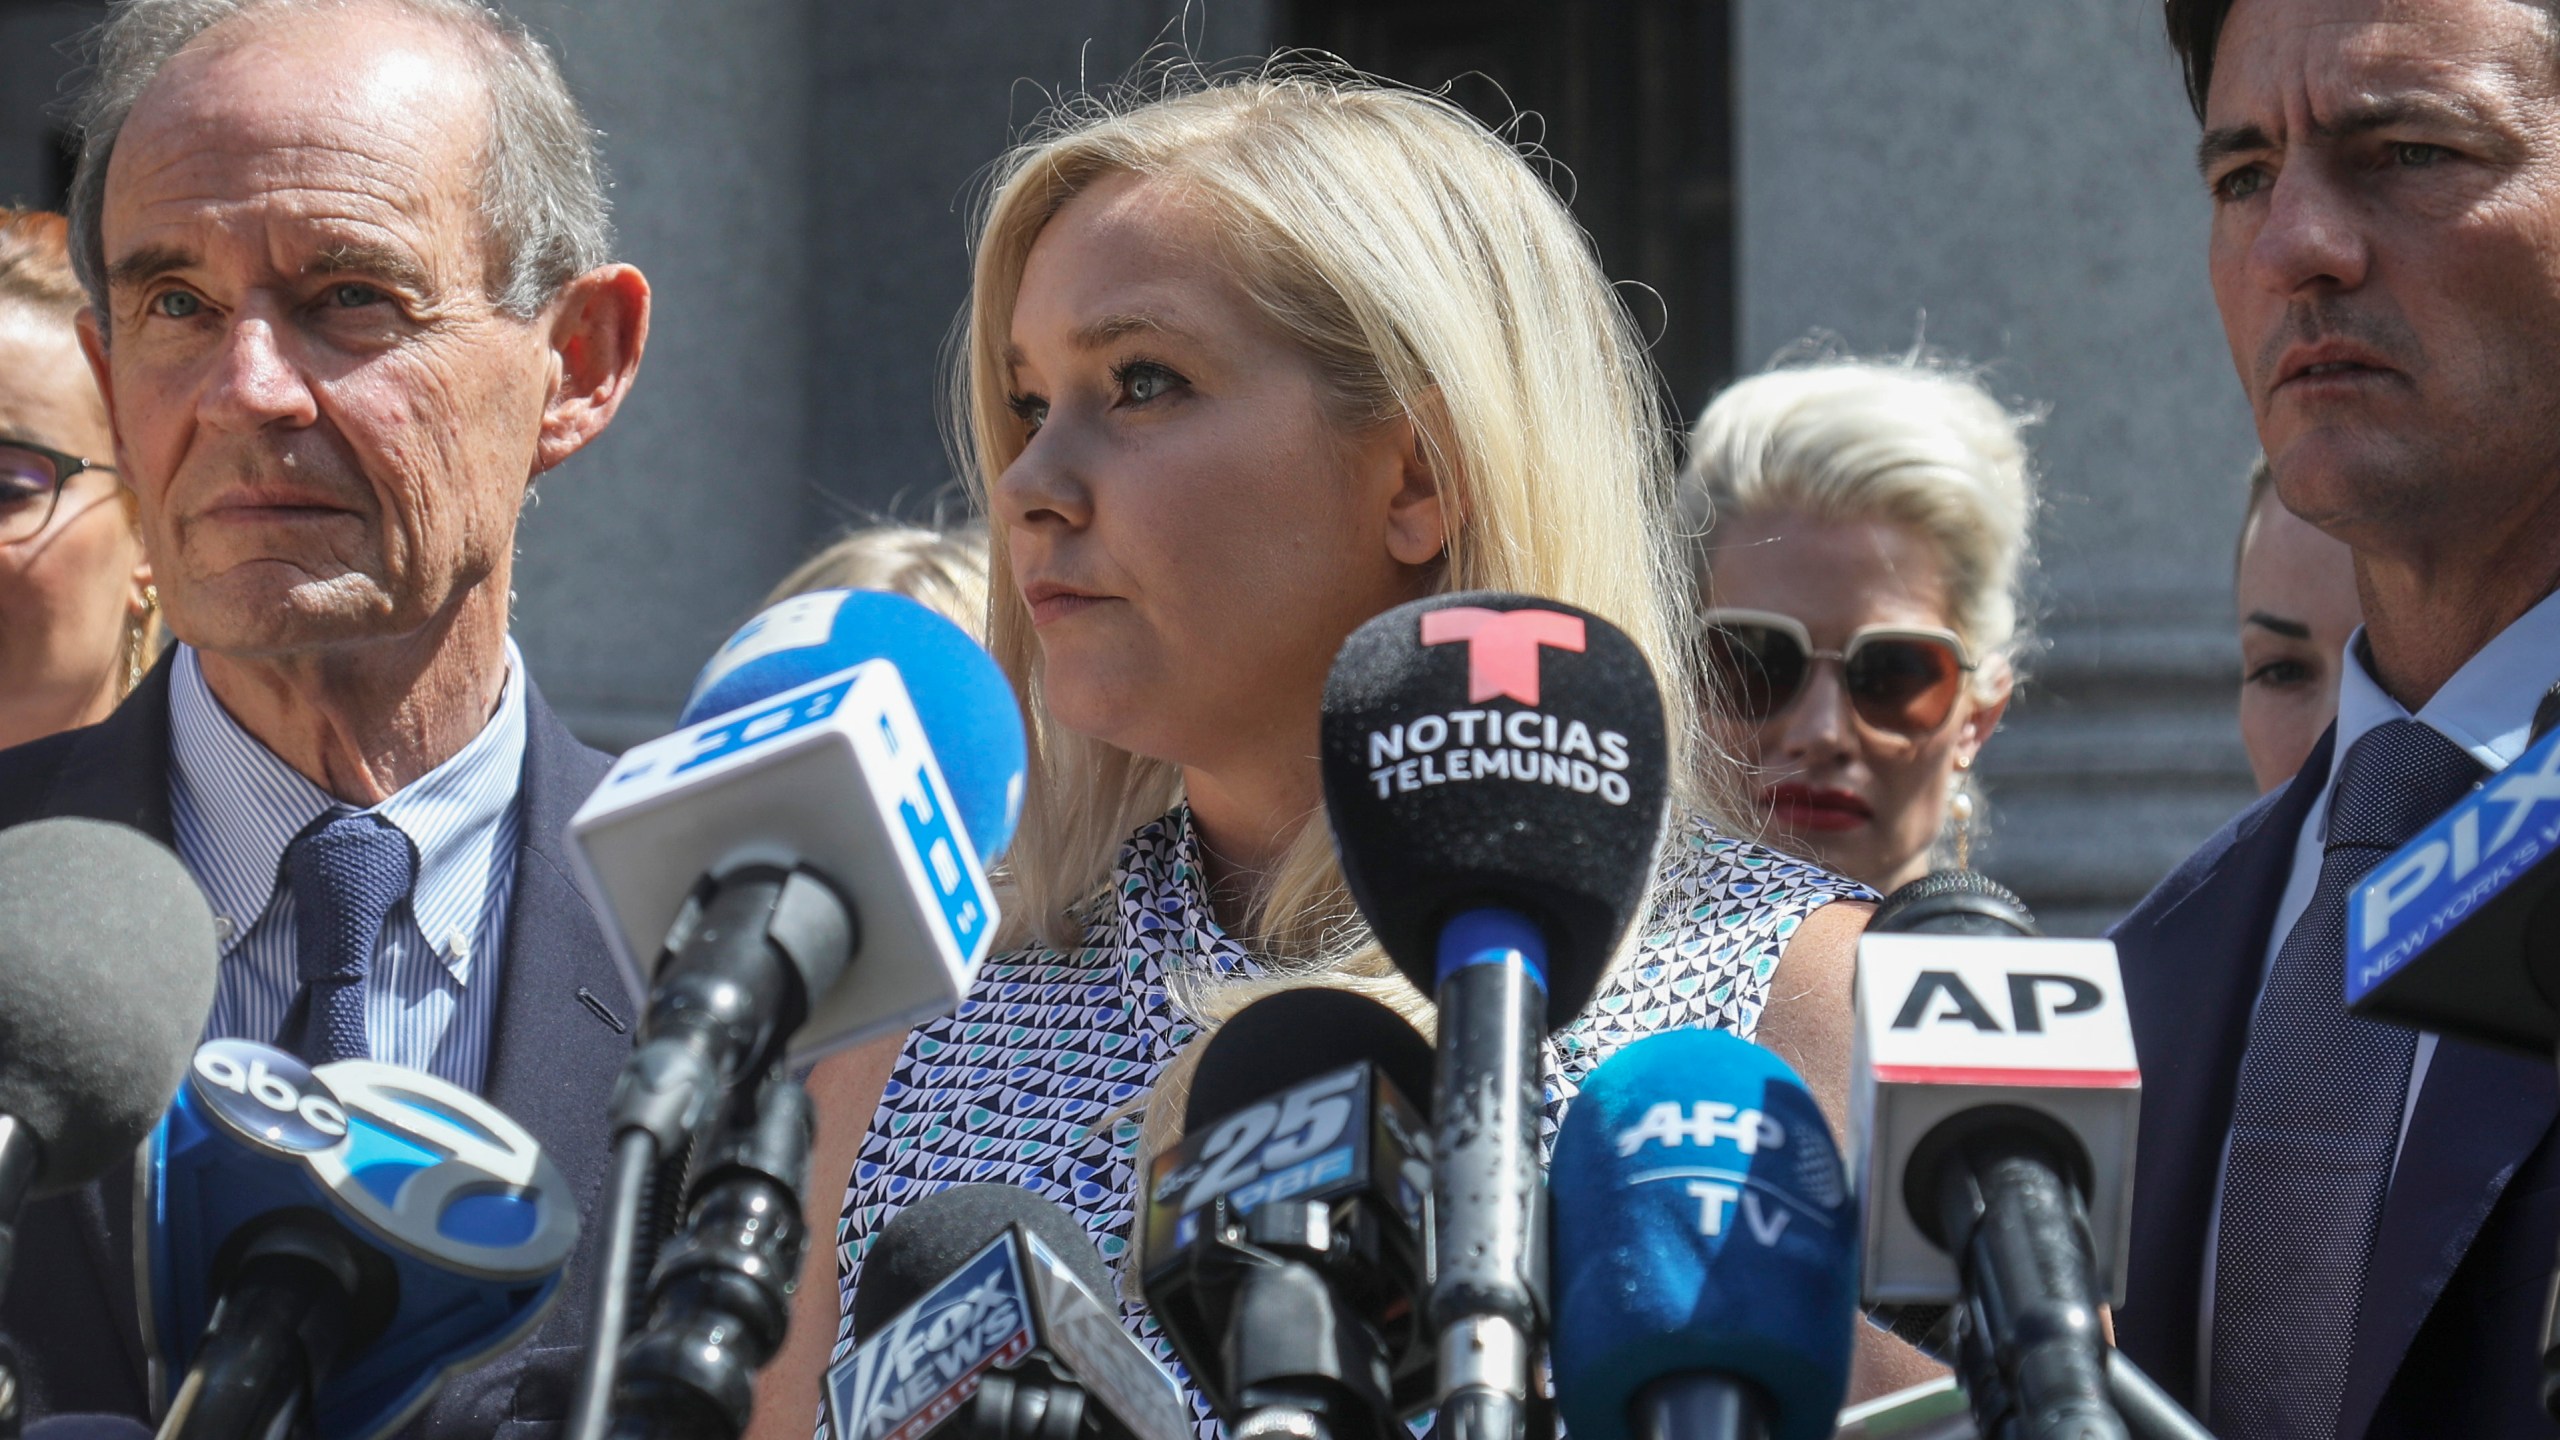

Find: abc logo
191;1040;349;1153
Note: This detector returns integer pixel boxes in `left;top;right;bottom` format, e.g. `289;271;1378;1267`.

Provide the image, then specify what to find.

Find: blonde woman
762;71;1926;1438
763;521;992;638
1681;358;2036;895
0;208;157;751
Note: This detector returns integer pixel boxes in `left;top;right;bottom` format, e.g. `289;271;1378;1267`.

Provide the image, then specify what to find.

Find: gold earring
124;583;159;697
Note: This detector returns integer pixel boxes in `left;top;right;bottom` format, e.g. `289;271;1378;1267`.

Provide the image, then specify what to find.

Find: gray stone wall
1735;0;2264;932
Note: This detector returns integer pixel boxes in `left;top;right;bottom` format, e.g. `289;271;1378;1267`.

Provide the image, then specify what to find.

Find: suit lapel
2339;1041;2560;1438
480;682;630;1203
2113;728;2334;1405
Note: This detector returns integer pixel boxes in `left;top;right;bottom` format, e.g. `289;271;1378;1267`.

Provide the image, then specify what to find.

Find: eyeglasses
1701;608;1977;737
0;437;118;546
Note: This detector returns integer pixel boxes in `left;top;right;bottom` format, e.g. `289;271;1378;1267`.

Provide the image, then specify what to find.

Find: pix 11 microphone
1140;989;1436;1440
1853;873;2136;1440
830;1185;1189;1440
145;1042;578;1440
1550;1028;1858;1440
2344;722;2560;1051
1319;591;1671;1440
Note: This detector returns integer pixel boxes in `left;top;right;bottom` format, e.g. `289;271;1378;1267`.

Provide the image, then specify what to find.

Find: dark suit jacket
0;653;636;1439
2111;726;2560;1438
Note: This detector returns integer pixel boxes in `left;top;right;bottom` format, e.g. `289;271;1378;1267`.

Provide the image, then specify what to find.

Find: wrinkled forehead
2208;0;2560;128
103;10;493;280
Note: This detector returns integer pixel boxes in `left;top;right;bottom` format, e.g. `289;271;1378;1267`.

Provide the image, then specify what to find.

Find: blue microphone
682;587;1025;862
144;1040;578;1440
1549;1029;1858;1440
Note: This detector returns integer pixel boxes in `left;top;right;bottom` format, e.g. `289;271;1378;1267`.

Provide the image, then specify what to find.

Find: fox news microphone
1318;591;1672;1440
827;1184;1189;1440
1854;873;2135;1440
1140;988;1437;1440
1550;1028;1857;1440
0;819;219;1438
144;1041;577;1440
564;589;1028;1440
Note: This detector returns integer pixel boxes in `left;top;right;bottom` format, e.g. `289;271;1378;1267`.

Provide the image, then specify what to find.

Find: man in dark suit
2113;1;2560;1436
0;1;651;1434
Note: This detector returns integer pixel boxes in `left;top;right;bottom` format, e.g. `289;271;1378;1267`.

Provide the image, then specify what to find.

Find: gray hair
67;0;611;319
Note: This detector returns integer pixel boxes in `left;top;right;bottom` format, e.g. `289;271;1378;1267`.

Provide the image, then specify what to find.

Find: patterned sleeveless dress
818;805;1864;1439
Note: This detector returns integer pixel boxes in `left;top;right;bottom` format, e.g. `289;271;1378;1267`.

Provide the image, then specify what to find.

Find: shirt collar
2328;585;2560;786
168;640;530;982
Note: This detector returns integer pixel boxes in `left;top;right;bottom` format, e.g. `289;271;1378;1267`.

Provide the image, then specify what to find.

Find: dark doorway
1278;0;1736;431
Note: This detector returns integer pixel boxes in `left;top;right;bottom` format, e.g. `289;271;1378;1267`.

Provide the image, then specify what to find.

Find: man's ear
533;263;651;474
1383;400;1449;568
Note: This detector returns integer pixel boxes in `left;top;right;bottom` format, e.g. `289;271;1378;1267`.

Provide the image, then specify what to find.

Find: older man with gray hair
0;0;649;1431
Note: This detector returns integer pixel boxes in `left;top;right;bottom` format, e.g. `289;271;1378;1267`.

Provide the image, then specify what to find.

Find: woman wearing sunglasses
0;208;156;754
1681;357;2035;894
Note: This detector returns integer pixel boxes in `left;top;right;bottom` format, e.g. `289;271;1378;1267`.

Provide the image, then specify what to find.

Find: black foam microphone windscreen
850;1182;1116;1337
1317;591;1671;1026
0;818;219;1193
1182;986;1436;1130
1870;870;2040;938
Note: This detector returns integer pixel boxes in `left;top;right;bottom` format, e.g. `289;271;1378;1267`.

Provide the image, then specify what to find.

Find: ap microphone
1140;988;1437;1440
1319;591;1672;1440
1549;1028;1857;1440
829;1184;1189;1440
1853;873;2134;1440
144;1041;577;1440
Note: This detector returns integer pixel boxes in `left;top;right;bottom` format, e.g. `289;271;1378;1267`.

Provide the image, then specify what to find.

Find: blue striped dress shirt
167;641;528;1091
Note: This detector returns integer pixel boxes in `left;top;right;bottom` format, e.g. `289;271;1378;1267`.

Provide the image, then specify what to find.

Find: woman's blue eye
1118;362;1181;405
152;291;201;319
1009;393;1049;433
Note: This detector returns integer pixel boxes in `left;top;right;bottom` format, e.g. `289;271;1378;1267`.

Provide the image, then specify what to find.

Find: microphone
1139;988;1437;1440
829;1184;1190;1440
1549;1028;1858;1440
1317;591;1672;1440
143;1041;578;1440
2343;722;2560;1052
0;818;219;1432
565;590;1028;1439
1852;872;2135;1440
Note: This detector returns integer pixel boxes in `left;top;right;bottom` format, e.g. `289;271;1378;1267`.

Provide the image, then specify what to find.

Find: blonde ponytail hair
958;64;1731;1038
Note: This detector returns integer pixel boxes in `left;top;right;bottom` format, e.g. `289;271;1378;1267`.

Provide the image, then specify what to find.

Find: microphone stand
611;1070;817;1440
0;1117;34;1440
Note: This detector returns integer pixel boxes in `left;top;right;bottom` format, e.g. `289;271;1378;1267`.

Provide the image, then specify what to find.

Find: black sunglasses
0;436;119;546
1702;608;1977;737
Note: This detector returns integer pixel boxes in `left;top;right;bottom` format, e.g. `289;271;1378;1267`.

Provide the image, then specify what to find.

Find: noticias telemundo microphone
1139;988;1439;1440
144;1040;576;1440
828;1184;1190;1440
561;588;1029;1440
1317;590;1672;1440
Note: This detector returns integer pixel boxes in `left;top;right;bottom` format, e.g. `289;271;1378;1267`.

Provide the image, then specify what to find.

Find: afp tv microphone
566;589;1029;1440
828;1184;1189;1440
1319;591;1672;1440
1855;873;2136;1440
0;819;219;1435
1550;1028;1858;1440
145;1041;577;1440
1141;988;1437;1440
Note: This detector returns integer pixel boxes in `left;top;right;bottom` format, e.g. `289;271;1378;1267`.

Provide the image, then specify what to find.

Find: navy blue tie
282;808;417;1066
2209;718;2485;1439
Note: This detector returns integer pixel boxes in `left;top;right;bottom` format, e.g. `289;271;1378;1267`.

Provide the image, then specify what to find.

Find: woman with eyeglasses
0;208;156;753
1681;357;2034;895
